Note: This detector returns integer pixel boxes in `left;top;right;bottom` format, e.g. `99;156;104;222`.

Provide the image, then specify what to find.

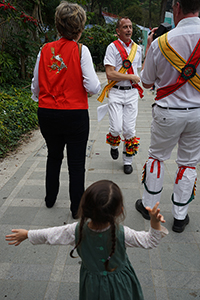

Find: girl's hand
5;229;28;246
146;202;165;231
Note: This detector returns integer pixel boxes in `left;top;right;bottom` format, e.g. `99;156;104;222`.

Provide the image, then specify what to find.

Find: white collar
176;17;200;28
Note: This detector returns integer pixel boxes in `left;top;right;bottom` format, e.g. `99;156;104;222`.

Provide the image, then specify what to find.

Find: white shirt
31;43;101;102
28;222;168;249
141;17;200;108
103;38;142;87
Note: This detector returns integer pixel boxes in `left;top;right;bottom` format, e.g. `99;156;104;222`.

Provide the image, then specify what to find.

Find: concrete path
0;72;200;300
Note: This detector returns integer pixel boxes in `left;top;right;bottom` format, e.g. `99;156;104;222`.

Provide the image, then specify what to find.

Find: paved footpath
0;73;200;300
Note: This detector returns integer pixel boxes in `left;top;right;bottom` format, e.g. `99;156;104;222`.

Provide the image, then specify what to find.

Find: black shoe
110;148;119;160
135;199;150;220
45;197;56;208
172;214;189;233
124;165;133;174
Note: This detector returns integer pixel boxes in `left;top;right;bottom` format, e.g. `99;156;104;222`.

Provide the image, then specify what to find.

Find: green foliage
10;0;34;14
5;29;39;76
0;52;18;83
80;24;117;70
132;23;143;42
0;86;38;157
139;0;161;27
119;4;143;25
39;0;60;30
0;1;40;82
105;0;140;15
118;0;162;28
85;11;98;25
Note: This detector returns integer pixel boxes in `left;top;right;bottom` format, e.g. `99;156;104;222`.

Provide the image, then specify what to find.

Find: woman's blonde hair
55;1;86;40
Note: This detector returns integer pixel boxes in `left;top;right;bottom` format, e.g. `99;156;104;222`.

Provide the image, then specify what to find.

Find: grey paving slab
0;72;200;300
57;282;79;300
167;288;200;300
0;280;48;300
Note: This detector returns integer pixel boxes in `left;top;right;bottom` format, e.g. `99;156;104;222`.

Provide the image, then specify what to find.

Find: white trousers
142;105;200;220
108;87;138;165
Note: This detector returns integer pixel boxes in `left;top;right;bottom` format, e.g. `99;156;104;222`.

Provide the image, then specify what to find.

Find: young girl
6;180;168;300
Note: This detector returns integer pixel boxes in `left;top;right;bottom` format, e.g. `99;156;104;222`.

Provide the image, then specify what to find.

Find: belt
113;85;133;90
156;104;200;110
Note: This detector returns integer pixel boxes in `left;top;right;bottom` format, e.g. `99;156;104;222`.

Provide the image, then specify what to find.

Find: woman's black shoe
45;197;56;208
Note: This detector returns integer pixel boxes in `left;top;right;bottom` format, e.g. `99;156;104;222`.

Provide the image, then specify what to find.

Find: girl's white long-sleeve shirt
28;222;168;249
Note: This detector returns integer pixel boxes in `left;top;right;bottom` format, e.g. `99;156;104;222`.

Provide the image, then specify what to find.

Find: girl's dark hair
70;180;125;272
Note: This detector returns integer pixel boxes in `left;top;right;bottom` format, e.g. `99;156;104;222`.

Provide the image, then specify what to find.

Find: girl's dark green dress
75;223;144;300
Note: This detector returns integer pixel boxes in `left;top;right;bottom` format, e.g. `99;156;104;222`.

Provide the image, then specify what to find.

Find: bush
0;85;38;158
80;24;117;70
0;52;19;84
0;1;40;83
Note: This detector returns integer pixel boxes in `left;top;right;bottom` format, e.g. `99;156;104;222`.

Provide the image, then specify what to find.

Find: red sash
156;38;200;100
113;40;144;98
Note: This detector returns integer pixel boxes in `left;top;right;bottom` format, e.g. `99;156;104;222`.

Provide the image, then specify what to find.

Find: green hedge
80;24;117;70
0;86;38;158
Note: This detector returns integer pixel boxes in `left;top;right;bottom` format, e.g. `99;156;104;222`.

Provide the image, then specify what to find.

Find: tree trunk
160;0;168;23
149;0;152;29
91;0;95;12
98;2;104;25
31;3;38;41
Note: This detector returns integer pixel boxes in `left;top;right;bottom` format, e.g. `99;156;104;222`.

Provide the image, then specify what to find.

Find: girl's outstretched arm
6;223;77;247
146;202;165;231
5;229;28;246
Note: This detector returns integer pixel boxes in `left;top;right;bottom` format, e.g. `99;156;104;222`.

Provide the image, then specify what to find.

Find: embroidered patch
48;47;67;73
181;64;196;80
122;59;131;69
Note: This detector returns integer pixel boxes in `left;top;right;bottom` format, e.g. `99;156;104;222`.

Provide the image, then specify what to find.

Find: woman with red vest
31;1;101;219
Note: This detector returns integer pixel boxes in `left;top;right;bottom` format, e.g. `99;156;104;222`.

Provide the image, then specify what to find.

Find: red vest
38;38;88;110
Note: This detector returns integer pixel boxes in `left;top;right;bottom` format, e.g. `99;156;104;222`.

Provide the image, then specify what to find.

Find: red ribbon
149;157;161;178
175;166;195;184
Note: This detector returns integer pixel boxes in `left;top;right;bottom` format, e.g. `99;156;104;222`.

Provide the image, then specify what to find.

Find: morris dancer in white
136;0;200;232
99;17;143;174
